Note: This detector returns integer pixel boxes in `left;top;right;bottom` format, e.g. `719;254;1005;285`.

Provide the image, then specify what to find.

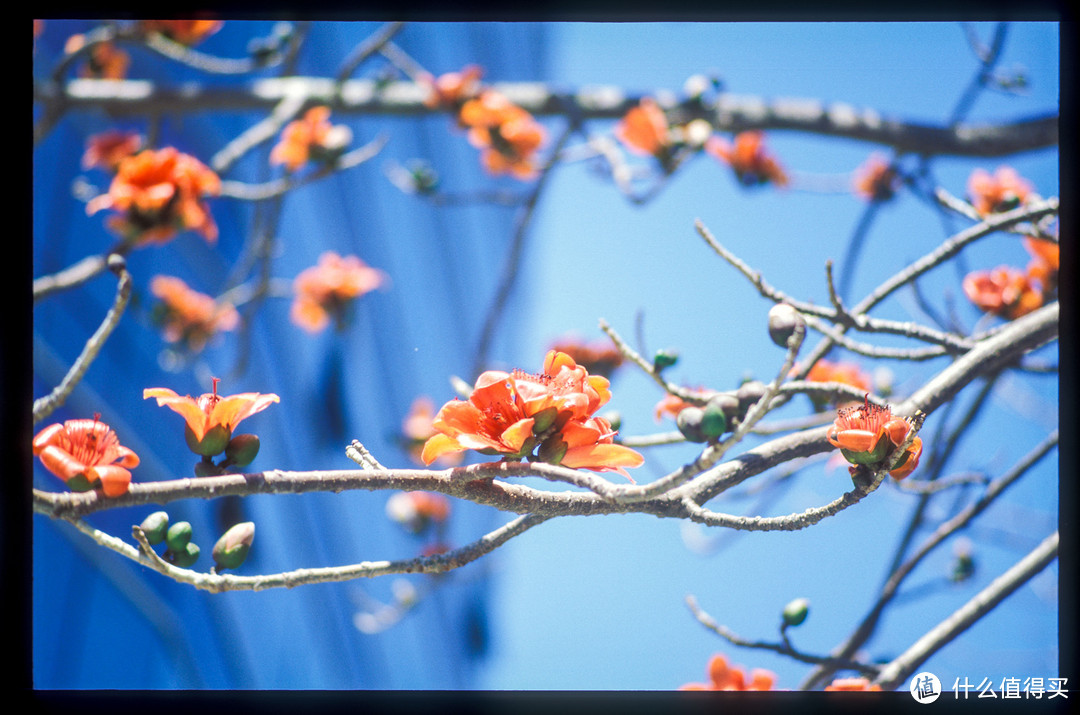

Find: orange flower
270;106;353;172
706;131;789;187
679;654;775;691
962;266;1043;320
853;154;899;202
86;147;221;245
33;415;139;497
139;19;223;46
654;388;708;423
290;251;386;333
144;378;279;457
826;396;922;479
65;35;130;79
422;65;484;109
800;359;873;410
82;131;144;172
386;490;451;533
401;396;464;466
548;336;624;379
1023;236;1059;295
150;275;239;352
460;90;547;180
421;351;641;477
826;677;883;691
615;97;671;159
967;166;1033;216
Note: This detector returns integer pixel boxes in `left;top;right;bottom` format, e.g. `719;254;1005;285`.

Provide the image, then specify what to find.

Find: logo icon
910;672;942;703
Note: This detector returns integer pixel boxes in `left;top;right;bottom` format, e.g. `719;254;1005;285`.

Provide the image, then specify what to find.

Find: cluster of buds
144;378;278;476
674;380;768;444
139;511;255;572
826;395;922;481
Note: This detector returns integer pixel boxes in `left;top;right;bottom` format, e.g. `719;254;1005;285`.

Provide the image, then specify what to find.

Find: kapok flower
679;654;775;691
967;166;1033;216
290;251;386;333
799;359;873;410
962;266;1043;320
386;490;451;534
460;90;547;180
853;154;900;202
139;19;223;46
401;396;463;466
82;131;144;172
270;106;353;172
615;97;672;160
85;147;221;245
64;34;130;79
548;336;624;379
422;64;484;109
706;131;789;187
144;378;279;457
551;415;644;480
150;275;239;352
33;415;139;497
826;396;922;479
825;677;882;692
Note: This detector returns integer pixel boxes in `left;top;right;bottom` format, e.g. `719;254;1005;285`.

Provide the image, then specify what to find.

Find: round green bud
708;392;740;421
165;521;193;553
782;597;810;627
224;434;261;468
185;423;232;457
140;511;170;545
653;349;679;372
212;522;255;571
676;407;709;443
169;541;200;568
736;380;768;414
768;303;805;348
700;398;729;438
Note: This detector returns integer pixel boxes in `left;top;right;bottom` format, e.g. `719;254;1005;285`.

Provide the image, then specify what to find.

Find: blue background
32;21;1059;690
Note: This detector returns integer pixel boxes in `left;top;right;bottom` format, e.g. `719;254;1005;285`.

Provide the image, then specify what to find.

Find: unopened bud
736;380;768;414
225;434;261;467
782;597;810;627
140;511;170;545
700;398;728;438
653;349;679;372
707;392;739;421
768;303;805;348
676;406;709;443
165;521;193;553
212;522;255;571
168;541;200;568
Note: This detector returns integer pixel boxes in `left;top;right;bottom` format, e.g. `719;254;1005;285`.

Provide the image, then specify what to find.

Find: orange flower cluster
33;415;139;497
270;106;353;172
86;147;221;245
139;19;223;46
853;154;900;202
421;65;484;110
706;131;789;187
679;654;776;691
64;34;129;79
82;131;144;172
150;275;239;352
967;166;1033;216
290;251;386;333
825;677;882;692
401;396;464;466
459;90;547;180
421;350;643;479
826;396;922;480
144;379;279;457
962;235;1058;321
547;336;624;379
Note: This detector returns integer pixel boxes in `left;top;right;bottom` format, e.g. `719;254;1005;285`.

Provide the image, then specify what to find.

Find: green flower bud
185;423;232;457
531;407;560;435
700;398;729;438
140;511;170;545
676;407;709;443
782;598;810;627
168;541;200;568
653;349;679;372
165;521;193;553
212;522;255;571
708;392;740;421
768;303;805;348
736;380;768;414
538;435;569;465
224;434;261;467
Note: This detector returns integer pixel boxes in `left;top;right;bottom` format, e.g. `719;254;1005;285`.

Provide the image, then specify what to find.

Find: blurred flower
64;35;129;79
33;416;139;497
962;266;1043;320
1023;236;1059;295
548;336;624;379
615;97;671;159
799;359;873;410
270;106;353;172
825;677;882;691
290;251;386;333
139;19;223;46
966;166;1033;216
460;90;547;180
826;397;922;479
654;388;708;423
401;397;464;467
679;653;775;691
82;131;144;172
422;64;484;109
85;147;221;245
144;379;279;457
386;491;451;534
150;275;239;352
852;154;900;202
706;131;789;187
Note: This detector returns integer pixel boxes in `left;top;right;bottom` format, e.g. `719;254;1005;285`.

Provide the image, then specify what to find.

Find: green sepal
66;472;93;493
840;435;889;465
531;407;560;435
185;423;232;457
